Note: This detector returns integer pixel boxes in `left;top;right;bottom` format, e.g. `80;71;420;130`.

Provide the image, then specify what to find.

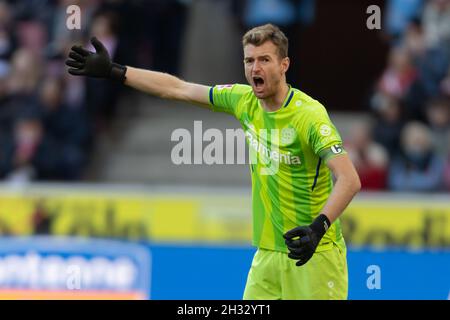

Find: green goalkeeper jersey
209;84;346;253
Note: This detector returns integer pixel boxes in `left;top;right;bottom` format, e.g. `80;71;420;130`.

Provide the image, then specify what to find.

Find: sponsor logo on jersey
245;130;301;165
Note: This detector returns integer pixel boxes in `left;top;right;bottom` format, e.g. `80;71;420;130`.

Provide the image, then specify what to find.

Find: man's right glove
65;37;127;82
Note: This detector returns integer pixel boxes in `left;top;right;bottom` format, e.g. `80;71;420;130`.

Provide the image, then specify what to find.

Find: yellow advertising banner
340;199;450;248
0;187;448;248
0;189;252;243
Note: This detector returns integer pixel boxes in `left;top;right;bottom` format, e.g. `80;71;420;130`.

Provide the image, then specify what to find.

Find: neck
259;82;290;112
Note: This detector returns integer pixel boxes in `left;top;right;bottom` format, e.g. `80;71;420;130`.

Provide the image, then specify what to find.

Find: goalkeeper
66;24;361;300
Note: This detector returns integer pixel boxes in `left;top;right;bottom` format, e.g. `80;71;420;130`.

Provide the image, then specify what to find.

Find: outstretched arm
66;37;211;108
124;67;211;108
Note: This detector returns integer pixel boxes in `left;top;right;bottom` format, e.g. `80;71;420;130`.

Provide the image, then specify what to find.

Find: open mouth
253;76;265;89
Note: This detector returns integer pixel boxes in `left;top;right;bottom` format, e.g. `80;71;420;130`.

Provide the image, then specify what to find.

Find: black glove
283;214;331;266
65;37;127;82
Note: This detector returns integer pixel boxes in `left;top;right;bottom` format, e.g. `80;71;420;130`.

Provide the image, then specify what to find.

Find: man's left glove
65;37;127;82
283;214;331;266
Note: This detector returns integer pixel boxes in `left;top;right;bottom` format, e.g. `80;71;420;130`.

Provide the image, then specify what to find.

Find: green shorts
243;240;348;300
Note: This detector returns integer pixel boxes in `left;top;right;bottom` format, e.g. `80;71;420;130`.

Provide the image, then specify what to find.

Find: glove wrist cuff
110;63;127;83
310;214;331;239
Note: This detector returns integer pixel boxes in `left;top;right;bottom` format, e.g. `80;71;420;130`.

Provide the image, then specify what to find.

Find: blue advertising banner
347;248;450;300
0;237;151;299
146;244;450;300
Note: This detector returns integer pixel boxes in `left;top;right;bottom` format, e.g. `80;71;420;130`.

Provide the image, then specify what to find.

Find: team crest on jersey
281;127;296;145
319;124;332;136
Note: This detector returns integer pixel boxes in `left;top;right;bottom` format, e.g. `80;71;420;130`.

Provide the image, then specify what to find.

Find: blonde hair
242;24;288;59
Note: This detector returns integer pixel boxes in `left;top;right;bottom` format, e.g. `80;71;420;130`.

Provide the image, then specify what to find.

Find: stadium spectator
402;18;426;59
385;0;424;42
440;65;450;96
377;46;417;100
402;20;450;120
345;122;389;190
15;17;47;56
0;0;16;76
371;93;405;157
5;47;41;96
39;76;90;179
3;115;44;182
388;121;445;191
2;111;87;182
422;0;450;49
0;47;42;136
425;97;450;156
85;10;122;127
443;131;450;189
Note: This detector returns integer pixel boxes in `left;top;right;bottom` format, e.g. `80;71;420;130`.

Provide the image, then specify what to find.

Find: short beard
255;83;277;100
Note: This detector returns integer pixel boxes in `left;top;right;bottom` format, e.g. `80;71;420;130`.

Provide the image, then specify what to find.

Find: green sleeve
209;84;251;118
305;103;347;162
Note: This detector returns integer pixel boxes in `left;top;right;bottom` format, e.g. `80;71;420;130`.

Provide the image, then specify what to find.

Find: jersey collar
260;84;294;113
282;85;294;108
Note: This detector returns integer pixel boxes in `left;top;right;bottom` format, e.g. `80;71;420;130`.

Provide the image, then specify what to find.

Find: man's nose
252;60;261;72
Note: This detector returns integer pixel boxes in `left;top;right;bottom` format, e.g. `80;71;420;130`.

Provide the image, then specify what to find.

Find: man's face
243;41;289;99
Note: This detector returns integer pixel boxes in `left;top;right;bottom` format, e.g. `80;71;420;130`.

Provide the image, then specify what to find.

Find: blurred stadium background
0;0;449;300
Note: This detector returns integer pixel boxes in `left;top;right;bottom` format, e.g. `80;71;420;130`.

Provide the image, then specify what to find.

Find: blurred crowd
346;0;450;192
0;0;189;182
0;0;316;183
0;0;449;193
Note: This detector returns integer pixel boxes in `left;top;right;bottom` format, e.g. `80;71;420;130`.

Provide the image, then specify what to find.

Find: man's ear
281;57;290;74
